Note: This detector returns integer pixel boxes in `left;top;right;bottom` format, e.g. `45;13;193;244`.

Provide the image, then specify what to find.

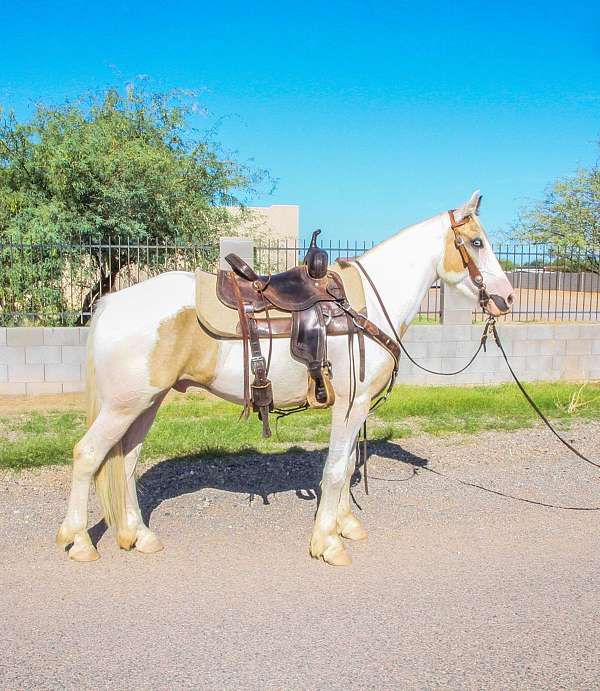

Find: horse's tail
87;308;135;549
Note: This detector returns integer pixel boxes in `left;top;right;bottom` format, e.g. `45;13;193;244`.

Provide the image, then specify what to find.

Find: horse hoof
323;545;352;566
56;524;77;547
341;524;368;541
310;533;352;566
135;532;164;554
340;516;367;542
117;529;137;551
68;535;99;563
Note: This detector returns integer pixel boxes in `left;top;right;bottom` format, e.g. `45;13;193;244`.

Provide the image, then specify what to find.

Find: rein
354;249;600;506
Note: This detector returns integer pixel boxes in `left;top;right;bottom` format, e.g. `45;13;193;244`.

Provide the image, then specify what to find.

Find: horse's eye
472;238;483;249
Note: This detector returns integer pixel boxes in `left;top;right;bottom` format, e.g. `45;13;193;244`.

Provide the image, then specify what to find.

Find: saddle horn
304;229;328;279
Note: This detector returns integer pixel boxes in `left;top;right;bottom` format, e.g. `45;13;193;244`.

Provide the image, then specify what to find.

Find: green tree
0;83;267;323
514;163;600;267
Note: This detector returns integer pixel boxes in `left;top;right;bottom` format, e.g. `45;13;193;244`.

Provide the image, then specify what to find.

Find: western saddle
215;230;400;437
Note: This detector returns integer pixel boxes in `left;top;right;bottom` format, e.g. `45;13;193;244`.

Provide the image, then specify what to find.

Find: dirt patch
0;393;85;414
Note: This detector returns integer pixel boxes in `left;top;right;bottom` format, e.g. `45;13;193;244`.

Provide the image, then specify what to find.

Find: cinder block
43;327;79;346
591;340;600;356
454;371;487;385
404;326;443;343
61;346;86;364
407;357;442;374
500;355;527;377
526;325;555;340
62;381;85;393
44;363;82;383
553;324;580;340
441;325;472;342
511;340;539;357
0;365;7;383
0;383;26;395
577;324;600;339
540;340;566;356
79;328;90;345
483;372;512;385
26;382;63;395
553;355;588;380
566;339;592;356
6;328;44;346
427;341;458;358
25;346;61;364
402;341;428;358
525;355;553;373
492;324;526;341
0;328;5;346
8;364;45;383
0;346;25;365
456;339;487;357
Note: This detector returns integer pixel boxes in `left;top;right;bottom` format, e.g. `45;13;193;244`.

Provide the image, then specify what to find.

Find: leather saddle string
230;273;251;417
345;316;357;421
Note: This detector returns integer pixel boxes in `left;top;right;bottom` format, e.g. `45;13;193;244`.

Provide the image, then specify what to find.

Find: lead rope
490;320;600;471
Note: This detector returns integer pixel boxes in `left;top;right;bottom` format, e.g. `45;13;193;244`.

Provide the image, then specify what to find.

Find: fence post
441;284;473;325
219;237;254;271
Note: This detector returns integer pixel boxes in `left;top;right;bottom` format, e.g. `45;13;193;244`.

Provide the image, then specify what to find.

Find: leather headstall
448;209;491;311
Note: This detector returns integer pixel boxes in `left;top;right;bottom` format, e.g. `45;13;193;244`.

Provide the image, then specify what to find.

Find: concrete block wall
0;327;89;395
1;322;599;394
400;322;599;386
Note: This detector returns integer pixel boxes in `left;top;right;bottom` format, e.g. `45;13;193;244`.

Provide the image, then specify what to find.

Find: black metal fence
0;238;599;326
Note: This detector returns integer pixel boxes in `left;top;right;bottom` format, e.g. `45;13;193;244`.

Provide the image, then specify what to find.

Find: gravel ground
2;423;600;690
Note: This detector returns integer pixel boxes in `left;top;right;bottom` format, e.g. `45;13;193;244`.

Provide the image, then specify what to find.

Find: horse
56;190;514;566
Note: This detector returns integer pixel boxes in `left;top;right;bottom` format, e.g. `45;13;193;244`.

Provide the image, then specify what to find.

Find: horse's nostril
507;294;514;305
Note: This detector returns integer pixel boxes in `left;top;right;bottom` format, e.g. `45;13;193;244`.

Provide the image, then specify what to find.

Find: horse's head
436;190;514;317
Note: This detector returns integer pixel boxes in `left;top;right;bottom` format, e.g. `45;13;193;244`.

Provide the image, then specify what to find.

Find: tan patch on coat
443;218;481;275
149;308;220;390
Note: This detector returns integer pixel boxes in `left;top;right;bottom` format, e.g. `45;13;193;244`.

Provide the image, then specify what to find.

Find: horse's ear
454;190;482;222
467;189;482;215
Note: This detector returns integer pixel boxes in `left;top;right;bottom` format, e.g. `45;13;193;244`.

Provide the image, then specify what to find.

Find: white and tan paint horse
57;191;514;566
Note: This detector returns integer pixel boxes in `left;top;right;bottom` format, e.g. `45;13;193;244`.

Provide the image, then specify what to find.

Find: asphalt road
2;426;600;690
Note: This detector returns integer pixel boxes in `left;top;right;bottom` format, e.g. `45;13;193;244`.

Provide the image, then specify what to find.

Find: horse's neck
359;215;444;331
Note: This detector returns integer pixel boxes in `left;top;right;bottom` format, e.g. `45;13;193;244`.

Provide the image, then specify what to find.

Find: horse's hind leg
336;445;368;541
120;397;166;554
56;405;147;561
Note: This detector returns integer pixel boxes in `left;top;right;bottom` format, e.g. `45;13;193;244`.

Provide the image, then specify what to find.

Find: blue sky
2;0;600;242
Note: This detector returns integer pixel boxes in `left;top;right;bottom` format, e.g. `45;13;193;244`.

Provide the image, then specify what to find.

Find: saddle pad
195;260;366;340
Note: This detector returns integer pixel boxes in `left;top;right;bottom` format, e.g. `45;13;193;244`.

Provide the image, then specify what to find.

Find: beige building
236;204;299;244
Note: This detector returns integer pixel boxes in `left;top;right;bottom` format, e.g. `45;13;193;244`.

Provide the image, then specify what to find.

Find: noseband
448;209;491;311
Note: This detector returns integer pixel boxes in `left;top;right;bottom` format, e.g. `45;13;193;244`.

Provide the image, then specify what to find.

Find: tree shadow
88;439;429;545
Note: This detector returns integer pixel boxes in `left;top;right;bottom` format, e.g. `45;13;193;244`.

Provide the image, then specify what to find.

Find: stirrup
307;365;335;409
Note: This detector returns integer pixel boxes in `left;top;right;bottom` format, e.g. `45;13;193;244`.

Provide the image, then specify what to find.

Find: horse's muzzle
486;293;513;316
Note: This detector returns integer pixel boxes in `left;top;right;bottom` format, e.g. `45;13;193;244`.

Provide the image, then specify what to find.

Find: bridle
448;209;492;311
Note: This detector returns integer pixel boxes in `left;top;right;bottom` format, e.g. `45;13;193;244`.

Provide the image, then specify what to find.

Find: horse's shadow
89;440;428;546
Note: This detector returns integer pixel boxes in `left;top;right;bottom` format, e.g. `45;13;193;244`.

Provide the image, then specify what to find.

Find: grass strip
1;382;599;470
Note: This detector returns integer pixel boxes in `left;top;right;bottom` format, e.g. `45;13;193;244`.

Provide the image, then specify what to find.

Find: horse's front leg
336;444;368;541
310;398;369;566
